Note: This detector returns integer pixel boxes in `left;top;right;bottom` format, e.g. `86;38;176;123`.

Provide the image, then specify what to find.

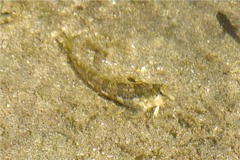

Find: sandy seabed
0;1;239;159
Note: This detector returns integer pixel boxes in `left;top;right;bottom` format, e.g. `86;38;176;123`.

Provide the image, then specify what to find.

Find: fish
57;32;174;116
216;11;240;44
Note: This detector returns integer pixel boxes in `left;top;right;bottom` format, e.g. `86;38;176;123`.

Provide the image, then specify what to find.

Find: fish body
68;49;166;112
57;32;174;115
216;11;240;44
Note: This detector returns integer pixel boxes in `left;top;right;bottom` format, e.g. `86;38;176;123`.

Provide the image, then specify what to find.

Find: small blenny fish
57;33;174;117
216;11;240;44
